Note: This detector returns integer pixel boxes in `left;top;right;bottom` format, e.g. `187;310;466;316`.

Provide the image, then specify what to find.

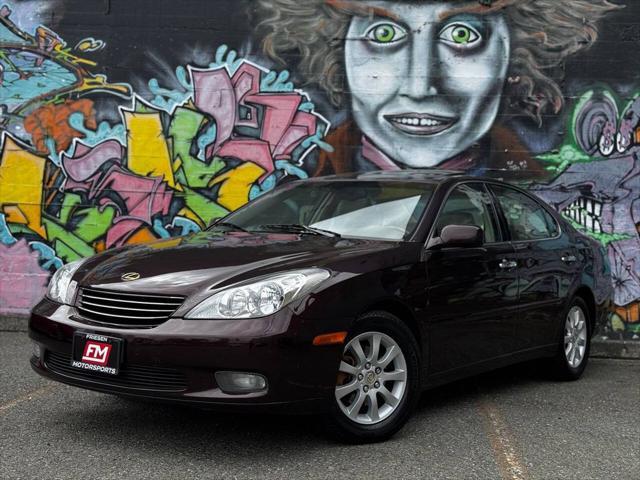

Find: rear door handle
561;255;577;264
499;259;518;269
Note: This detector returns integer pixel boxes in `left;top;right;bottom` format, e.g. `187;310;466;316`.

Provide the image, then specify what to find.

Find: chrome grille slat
77;287;185;328
80;300;178;313
72;317;163;330
81;289;184;300
80;293;183;306
77;306;169;320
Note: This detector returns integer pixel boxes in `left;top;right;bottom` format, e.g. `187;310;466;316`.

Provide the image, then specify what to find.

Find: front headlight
46;259;84;304
185;268;331;319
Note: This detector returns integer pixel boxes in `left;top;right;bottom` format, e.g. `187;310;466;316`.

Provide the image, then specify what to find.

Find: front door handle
561;255;577;264
499;259;518;270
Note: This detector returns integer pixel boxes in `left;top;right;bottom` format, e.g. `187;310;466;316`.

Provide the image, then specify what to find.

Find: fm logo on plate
81;341;112;365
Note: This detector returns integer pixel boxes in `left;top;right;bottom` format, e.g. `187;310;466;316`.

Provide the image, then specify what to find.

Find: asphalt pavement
1;329;638;480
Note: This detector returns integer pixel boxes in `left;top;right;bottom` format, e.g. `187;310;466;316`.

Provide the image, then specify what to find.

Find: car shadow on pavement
46;360;552;457
416;360;549;412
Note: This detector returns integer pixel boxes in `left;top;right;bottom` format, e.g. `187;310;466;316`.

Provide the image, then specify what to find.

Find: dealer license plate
71;332;123;376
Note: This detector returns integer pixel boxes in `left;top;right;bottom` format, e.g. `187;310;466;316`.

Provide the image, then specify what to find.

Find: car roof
305;169;492;185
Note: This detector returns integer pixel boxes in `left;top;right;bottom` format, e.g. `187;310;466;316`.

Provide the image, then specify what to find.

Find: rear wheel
549;297;591;380
325;311;421;443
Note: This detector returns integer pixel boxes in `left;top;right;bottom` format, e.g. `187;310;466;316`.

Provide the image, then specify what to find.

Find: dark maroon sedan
30;171;611;442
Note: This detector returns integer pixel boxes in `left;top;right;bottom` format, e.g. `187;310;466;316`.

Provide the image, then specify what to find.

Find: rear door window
490;185;559;241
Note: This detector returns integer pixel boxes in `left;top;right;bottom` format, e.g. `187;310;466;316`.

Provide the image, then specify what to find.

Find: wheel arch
359;299;423;352
574;286;596;335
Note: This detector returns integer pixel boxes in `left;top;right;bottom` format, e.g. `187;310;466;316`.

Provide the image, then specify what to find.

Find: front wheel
324;311;421;443
549;297;591;381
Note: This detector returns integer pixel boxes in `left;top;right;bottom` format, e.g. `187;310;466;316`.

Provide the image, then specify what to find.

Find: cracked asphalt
1;329;638;480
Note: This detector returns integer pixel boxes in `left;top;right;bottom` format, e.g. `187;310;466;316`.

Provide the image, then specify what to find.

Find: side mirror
429;225;484;249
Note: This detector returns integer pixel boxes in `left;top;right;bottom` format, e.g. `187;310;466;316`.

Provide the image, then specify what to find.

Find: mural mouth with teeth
562;197;605;234
384;113;456;136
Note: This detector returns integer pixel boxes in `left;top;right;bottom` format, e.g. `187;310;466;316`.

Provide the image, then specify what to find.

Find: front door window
434;183;498;243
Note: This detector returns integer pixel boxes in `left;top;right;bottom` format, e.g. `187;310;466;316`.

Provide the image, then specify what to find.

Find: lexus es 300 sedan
29;170;611;442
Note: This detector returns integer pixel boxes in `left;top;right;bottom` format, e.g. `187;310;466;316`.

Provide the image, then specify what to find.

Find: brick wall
0;0;638;342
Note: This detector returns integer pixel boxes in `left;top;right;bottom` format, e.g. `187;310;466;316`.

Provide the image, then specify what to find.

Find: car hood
75;230;416;299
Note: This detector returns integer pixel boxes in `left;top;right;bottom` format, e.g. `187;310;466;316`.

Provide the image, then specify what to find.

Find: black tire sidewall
325;311;421;443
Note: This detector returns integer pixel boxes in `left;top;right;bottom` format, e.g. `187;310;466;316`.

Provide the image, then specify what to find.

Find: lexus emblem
121;272;141;282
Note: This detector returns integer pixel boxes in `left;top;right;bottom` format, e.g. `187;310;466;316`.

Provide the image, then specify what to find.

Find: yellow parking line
478;396;529;480
0;384;59;414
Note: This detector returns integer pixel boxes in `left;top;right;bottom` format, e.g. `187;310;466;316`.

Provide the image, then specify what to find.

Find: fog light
32;342;41;359
215;371;267;394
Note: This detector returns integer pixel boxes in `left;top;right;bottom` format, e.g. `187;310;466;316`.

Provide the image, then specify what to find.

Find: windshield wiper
257;224;341;238
209;221;250;233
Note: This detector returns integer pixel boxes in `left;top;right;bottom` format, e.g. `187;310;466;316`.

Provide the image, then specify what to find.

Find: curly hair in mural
256;0;622;172
258;0;619;121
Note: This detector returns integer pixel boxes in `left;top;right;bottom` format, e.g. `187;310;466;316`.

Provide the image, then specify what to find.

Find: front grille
45;351;188;392
76;287;185;328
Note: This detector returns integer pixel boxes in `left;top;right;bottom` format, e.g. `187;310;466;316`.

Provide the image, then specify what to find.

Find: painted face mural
1;0;639;340
345;1;510;167
258;0;623;174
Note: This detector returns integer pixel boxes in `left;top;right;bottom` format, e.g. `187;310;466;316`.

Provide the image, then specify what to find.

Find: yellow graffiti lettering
77;75;131;96
210;163;265;211
124;110;181;190
177;207;205;229
52;43;97;67
0;137;47;237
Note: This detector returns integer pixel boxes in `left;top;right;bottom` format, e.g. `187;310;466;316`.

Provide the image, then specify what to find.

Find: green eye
365;22;407;44
439;23;481;48
452;26;471;43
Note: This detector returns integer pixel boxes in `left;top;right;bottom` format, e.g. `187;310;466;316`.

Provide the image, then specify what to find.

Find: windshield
215;180;435;241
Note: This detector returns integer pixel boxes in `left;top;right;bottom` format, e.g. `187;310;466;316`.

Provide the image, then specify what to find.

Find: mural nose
400;77;439;100
401;44;440;100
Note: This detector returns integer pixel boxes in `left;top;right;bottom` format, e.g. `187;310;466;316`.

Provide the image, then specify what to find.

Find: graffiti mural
257;0;621;175
533;88;640;339
0;3;329;313
0;0;638;341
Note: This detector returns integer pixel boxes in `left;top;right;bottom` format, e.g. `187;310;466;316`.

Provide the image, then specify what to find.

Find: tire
324;311;421;443
549;297;591;381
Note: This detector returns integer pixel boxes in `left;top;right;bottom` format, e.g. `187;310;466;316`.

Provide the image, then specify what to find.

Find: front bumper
29;298;344;413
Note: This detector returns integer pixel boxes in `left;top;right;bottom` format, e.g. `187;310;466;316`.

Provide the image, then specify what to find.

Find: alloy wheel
335;331;408;425
564;306;587;368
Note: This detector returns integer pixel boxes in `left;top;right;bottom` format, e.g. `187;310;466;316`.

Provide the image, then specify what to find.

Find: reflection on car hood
75;230;412;297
